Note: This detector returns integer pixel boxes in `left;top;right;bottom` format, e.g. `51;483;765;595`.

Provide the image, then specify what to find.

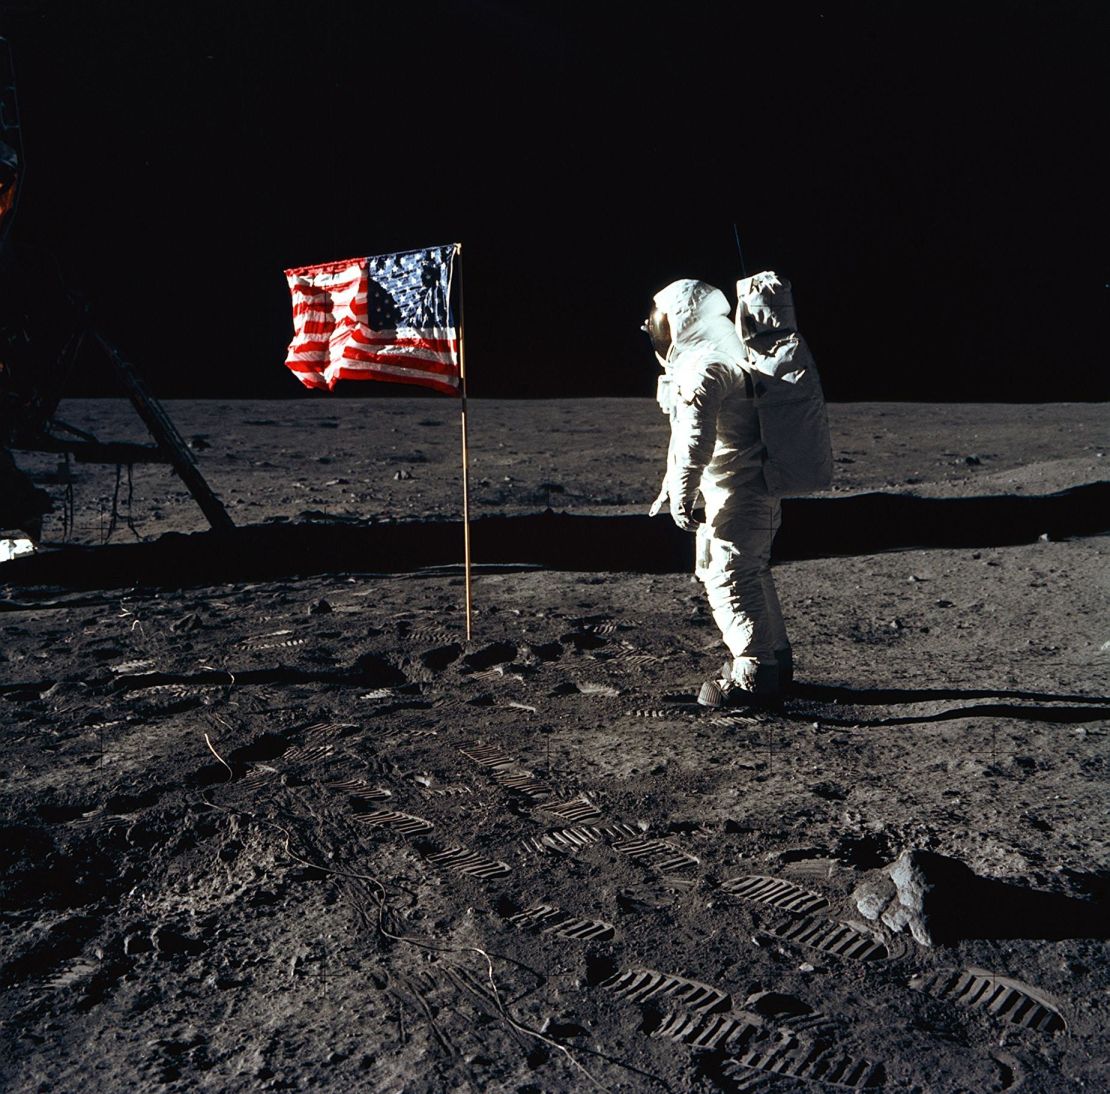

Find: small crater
808;781;849;801
462;642;518;671
834;832;893;870
37;804;96;824
562;632;608;651
419;644;462;672
540;1020;589;1041
352;653;408;686
584;952;619;987
103;790;162;815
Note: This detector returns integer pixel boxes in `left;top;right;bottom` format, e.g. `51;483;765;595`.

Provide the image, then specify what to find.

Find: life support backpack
735;272;833;497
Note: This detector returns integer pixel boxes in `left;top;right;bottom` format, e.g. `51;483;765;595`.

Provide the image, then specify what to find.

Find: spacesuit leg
696;491;782;694
759;566;793;689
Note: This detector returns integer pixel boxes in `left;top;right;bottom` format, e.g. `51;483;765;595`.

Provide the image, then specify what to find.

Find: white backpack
735;272;833;497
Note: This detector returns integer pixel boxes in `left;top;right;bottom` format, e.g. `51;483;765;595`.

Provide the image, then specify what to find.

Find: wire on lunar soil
388;975;456;1056
270;824;614;1092
203;732;234;781
195;790;631;1093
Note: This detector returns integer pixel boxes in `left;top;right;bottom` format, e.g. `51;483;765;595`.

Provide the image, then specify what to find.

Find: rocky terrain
1;398;1107;1093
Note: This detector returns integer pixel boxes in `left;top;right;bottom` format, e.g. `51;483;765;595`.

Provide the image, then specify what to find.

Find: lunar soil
1;398;1107;1093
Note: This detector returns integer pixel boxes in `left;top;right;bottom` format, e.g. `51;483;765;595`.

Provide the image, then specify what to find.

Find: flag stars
286;244;459;394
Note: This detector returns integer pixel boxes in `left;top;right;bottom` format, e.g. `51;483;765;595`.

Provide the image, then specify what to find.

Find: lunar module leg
94;334;234;533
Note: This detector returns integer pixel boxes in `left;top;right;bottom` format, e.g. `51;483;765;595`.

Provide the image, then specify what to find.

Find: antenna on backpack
732;223;748;280
732;224;751;350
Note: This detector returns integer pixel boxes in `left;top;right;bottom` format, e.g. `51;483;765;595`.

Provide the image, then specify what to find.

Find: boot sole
697;679;783;711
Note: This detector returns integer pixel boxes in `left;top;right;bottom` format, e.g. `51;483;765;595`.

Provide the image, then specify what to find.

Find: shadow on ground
3;484;1107;592
789;683;1110;725
877;851;1110;944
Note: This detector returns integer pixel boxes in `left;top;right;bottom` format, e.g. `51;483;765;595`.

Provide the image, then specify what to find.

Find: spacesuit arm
649;465;670;517
649;407;679;516
667;360;729;522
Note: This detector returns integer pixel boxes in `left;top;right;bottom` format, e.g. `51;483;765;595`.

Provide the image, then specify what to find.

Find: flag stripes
284;245;460;395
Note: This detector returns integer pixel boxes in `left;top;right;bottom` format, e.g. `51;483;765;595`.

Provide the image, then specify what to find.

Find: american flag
284;243;460;396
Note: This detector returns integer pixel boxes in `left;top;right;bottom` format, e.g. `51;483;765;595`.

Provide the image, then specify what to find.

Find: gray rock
852;849;981;947
852;872;896;921
857;848;1108;948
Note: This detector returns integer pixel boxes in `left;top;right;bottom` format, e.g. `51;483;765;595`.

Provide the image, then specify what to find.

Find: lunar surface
1;397;1107;1093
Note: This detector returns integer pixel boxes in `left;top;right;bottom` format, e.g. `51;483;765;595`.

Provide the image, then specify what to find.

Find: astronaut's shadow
789;682;1110;726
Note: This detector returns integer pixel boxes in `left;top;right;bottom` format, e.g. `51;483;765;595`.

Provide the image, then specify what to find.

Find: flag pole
455;243;473;641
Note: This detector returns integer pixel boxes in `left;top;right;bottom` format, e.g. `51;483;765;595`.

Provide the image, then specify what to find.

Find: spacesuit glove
648;484;668;517
670;495;698;532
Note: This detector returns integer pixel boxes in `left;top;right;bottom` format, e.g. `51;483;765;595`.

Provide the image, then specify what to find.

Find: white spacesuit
646;278;793;706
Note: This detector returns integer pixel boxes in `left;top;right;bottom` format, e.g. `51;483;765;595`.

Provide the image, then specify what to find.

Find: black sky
2;0;1107;400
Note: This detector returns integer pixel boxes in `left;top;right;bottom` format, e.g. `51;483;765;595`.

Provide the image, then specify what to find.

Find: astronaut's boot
696;659;734;708
697;657;782;710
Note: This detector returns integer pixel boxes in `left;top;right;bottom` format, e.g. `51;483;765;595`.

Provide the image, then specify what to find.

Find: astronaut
645;278;793;707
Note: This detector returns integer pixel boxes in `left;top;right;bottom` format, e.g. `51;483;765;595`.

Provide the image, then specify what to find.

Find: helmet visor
640;307;671;358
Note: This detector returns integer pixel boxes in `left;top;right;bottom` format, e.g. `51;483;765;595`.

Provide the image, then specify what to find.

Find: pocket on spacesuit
695;526;713;574
656;374;675;415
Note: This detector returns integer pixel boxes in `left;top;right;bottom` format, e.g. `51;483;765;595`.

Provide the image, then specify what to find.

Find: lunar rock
853;849;987;946
852;871;898;923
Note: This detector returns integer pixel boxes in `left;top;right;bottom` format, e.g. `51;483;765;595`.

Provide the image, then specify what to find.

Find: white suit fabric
650;279;789;694
735;272;832;498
